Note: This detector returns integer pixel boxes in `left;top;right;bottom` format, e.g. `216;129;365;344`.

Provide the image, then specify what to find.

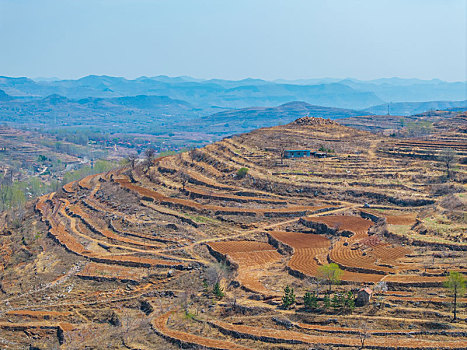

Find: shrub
318;146;334;153
236;167;249;179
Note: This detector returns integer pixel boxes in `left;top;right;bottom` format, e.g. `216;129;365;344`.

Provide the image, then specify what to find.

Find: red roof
359;287;373;295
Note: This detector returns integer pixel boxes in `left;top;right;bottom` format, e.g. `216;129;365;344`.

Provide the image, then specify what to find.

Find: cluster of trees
0;175;48;211
281;285;355;313
304;290;355;313
0;181;26;211
405;120;434;137
438;148;457;180
0;159;118;213
61;160;118;185
282;263;355;313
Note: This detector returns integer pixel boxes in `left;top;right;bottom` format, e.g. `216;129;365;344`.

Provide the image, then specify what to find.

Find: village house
284;150;311;159
356;287;373;306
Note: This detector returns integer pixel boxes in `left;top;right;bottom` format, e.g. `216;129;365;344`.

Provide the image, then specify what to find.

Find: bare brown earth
0;116;466;349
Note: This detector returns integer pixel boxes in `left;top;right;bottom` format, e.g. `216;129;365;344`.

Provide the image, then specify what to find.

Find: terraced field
0;116;465;349
207;241;282;295
269;231;330;277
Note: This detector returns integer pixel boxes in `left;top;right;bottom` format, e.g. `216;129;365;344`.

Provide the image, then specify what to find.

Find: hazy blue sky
1;0;465;81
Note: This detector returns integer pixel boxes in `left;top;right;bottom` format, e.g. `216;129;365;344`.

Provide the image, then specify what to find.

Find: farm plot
302;215;414;275
394;140;467;151
362;209;418;225
78;173;101;190
268;231;329;277
62;181;77;194
269;230;383;282
301;215;373;238
207;241;282;295
5;310;73;321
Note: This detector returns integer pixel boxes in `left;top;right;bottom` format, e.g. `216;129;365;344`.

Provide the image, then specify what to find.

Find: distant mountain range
275;77;467;102
0;75;465;136
2;75;454;110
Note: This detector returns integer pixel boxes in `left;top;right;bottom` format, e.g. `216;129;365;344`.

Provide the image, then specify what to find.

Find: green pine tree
289;287;296;305
345;291;355;313
338;293;346;309
213;282;224;299
282;285;296;308
323;294;331;310
202;280;209;293
331;293;341;312
304;291;318;311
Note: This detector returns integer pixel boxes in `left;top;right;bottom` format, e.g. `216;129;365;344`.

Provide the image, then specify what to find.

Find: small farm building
284;150;311;159
356;287;373;306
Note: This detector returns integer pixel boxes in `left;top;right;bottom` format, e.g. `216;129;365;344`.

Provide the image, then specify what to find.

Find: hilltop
0;117;465;349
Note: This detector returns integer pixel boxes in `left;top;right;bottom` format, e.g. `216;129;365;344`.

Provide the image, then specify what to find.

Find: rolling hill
177;101;366;134
0;94;207;132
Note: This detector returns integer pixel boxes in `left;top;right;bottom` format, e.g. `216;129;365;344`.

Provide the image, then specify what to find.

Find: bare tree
204;262;231;288
188;147;196;166
180;284;195;314
144;147;156;172
438;148;456;179
309;277;322;297
176;171;190;191
127;153;137;169
279;146;285;164
358;322;371;349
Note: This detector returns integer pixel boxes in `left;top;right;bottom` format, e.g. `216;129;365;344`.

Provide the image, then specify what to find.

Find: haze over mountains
0;75;465;135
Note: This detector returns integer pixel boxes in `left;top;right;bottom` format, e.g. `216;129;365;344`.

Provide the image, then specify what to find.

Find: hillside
0;89;12;102
0;117;465;349
178;101;365;134
363;100;467;116
339;109;467;134
0;94;206;132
